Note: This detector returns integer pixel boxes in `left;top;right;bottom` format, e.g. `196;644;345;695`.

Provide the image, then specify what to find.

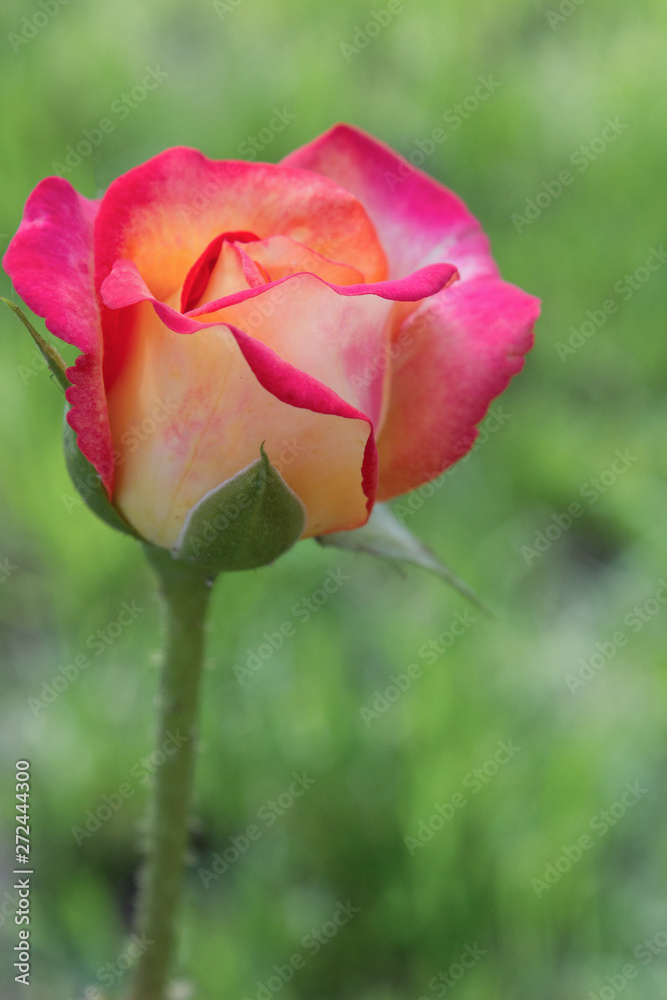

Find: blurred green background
1;0;666;997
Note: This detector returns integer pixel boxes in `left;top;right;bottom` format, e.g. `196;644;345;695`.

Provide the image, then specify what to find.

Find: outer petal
2;178;114;491
282;123;497;281
94;147;387;295
376;278;541;500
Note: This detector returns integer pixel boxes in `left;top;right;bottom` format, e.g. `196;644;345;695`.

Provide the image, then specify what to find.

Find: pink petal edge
376;277;541;500
2;177;115;493
101;263;395;522
283;123;498;282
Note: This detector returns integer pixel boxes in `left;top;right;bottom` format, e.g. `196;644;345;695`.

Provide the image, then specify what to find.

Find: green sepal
317;502;491;615
63;413;141;539
173;444;306;574
1;298;71;393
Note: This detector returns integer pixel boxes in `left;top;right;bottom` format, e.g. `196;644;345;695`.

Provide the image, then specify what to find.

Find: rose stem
128;546;214;1000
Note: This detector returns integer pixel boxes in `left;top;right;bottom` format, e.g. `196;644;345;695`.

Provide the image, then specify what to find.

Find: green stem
128;547;214;1000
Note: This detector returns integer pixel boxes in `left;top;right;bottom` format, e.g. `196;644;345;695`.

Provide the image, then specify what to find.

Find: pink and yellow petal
241;235;364;285
93;146;388;306
197;273;398;430
106;300;373;546
2;177;115;491
191;240;260;305
283;123;496;281
103;258;457;434
376;278;541;500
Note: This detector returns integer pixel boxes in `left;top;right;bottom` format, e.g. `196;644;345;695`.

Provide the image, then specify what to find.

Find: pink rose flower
3;124;539;550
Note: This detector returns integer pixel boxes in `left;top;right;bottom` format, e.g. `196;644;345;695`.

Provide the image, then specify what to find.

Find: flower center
180;231;260;313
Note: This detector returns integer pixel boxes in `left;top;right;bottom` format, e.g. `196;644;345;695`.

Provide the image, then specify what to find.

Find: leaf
173;444;306;574
63;414;141;539
1;297;71;392
317;502;491;615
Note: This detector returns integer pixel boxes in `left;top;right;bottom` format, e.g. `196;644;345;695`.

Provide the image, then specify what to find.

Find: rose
3;124;539;561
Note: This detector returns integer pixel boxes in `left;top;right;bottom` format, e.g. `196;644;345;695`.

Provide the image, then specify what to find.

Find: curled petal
102;257;458;429
94;146;388;302
101;272;385;546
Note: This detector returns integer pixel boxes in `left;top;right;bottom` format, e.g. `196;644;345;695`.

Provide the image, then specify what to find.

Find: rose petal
190;239;264;306
180;230;261;312
240;235;364;285
95;147;392;395
283;123;497;281
107;315;376;547
94;146;388;303
102;257;456;315
2;178;115;492
102;258;457;430
100;270;383;546
376;277;541;500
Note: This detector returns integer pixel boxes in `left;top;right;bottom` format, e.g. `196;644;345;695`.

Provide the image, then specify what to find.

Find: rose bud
3;124;539;573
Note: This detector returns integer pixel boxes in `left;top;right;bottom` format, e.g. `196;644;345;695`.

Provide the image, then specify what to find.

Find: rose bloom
4;124;539;550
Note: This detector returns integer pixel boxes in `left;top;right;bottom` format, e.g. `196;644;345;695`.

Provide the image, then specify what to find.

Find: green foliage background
1;0;666;997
